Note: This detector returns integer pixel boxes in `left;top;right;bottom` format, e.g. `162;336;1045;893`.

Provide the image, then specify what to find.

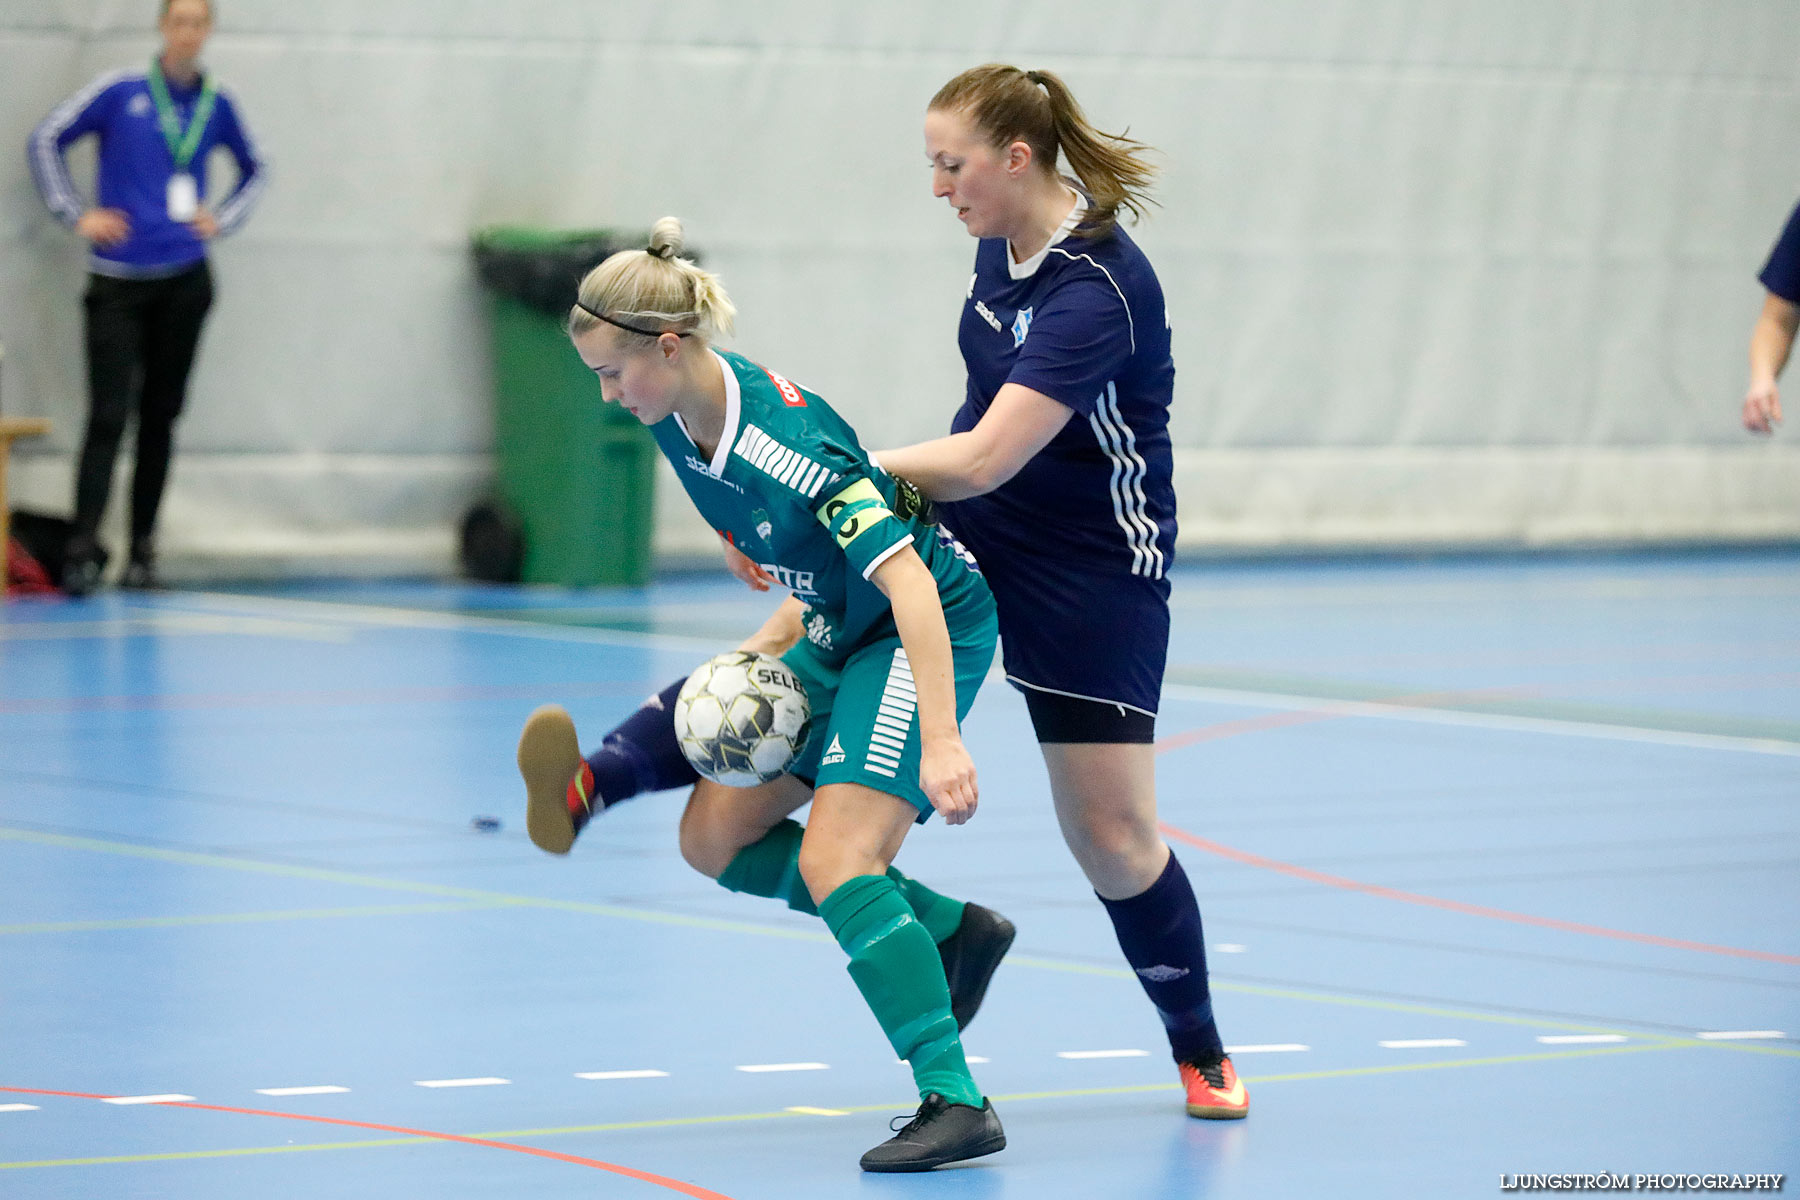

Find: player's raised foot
938;903;1015;1031
1180;1055;1249;1119
859;1094;1005;1173
517;704;588;855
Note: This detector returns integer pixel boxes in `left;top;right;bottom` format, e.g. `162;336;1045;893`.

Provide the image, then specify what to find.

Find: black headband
574;301;691;339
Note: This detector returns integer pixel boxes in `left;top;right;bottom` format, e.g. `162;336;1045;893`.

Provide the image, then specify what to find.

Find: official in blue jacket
28;0;267;593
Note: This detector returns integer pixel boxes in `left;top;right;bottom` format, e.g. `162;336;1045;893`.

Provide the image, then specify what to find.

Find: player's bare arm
734;595;808;656
1745;292;1797;434
876;382;1072;501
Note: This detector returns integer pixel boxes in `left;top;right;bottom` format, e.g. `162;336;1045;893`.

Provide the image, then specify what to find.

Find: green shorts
782;609;998;822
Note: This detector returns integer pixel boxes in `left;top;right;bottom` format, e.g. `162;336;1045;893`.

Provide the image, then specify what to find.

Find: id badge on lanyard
147;57;217;224
167;173;199;221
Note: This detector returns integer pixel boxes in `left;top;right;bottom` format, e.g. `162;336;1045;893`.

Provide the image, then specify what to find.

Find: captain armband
816;477;896;551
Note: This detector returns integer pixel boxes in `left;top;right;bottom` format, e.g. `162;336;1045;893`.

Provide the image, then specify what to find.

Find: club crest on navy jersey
1011;306;1033;347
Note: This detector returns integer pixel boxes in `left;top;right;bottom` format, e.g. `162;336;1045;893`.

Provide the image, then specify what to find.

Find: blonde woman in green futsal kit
517;218;1009;1172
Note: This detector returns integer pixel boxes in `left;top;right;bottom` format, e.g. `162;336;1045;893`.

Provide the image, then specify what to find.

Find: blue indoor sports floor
3;551;1797;1198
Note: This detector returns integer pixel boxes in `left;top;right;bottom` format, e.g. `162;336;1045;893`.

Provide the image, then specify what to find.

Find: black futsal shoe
120;554;163;591
939;903;1016;1031
60;536;105;597
859;1094;1005;1173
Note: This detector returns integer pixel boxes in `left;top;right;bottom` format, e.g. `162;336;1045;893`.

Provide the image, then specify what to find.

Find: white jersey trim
859;533;915;581
211;84;269;237
1007;188;1086;280
30;68;137;227
674;350;742;477
1045;247;1136;355
1006;675;1157;719
1088;382;1165;579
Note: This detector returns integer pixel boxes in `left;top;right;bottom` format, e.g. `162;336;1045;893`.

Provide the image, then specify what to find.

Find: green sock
715;820;968;944
717;819;817;915
887;868;966;945
819;874;983;1108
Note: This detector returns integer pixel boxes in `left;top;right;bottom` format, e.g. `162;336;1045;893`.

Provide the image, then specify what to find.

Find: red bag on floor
5;536;58;596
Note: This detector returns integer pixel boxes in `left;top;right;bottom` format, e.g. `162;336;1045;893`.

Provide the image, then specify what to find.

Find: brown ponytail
929;63;1157;236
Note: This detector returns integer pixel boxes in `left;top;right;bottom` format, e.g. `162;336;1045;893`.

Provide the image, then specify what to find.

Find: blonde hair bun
648;216;685;260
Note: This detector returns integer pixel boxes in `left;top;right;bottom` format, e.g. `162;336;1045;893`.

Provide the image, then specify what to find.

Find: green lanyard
146;57;217;172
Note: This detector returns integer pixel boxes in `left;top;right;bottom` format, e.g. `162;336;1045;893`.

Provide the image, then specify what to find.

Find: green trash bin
472;226;655;587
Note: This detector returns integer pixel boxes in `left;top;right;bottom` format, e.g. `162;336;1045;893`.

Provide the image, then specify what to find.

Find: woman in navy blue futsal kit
526;64;1244;1121
27;0;266;593
867;63;1247;1119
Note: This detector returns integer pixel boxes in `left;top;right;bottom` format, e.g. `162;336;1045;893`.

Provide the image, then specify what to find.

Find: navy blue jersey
1761;199;1800;303
940;200;1176;579
28;67;267;278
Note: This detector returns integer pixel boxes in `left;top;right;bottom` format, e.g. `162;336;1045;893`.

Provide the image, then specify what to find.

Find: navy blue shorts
974;547;1171;718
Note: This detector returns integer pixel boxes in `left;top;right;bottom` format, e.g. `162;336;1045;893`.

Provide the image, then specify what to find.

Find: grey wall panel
3;2;1796;570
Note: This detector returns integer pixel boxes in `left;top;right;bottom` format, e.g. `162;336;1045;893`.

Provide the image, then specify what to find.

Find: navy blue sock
1097;851;1226;1065
582;678;699;809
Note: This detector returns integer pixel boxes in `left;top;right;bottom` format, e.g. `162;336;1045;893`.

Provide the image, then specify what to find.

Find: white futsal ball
674;651;812;787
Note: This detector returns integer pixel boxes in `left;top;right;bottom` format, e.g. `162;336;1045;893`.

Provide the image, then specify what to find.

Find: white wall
3;1;1797;573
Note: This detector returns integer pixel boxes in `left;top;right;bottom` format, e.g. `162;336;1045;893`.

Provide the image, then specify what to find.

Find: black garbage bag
9;510;71;584
459;498;524;583
471;230;626;318
470;228;700;317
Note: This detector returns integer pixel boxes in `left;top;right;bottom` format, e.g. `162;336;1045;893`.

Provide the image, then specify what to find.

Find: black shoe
859;1094;1005;1173
939;903;1015;1031
61;536;106;597
120;556;163;591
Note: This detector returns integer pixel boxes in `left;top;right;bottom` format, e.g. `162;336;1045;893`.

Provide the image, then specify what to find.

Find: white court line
575;1070;669;1080
1225;1043;1310;1054
255;1085;350;1096
145;590;1800;759
1537;1035;1628;1045
786;1106;849;1117
102;1094;195;1105
1695;1030;1786;1041
1379;1039;1468;1049
171;592;723;654
1213;943;1248;953
736;1062;829;1073
0;1104;40;1112
413;1077;509;1088
0;613;351;644
1057;1049;1150;1060
1161;682;1800;758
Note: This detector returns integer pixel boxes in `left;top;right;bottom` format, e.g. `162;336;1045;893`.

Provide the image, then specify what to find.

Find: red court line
1157;823;1800;966
1154;690;1800;966
0;1087;737;1198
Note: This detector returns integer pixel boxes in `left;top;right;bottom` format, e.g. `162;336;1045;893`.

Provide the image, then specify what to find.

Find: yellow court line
0;1040;1704;1170
0;901;510;936
0;826;832;945
8;825;1793;1055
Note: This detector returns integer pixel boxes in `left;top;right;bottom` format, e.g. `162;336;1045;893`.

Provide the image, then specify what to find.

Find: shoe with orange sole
1180;1055;1249;1119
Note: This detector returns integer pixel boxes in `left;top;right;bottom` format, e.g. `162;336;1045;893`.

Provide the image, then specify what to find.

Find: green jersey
649;349;989;660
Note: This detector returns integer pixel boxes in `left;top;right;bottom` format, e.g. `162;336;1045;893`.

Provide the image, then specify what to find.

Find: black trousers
75;261;214;551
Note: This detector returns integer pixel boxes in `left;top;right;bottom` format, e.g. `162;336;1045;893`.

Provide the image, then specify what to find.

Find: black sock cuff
1096;848;1187;915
